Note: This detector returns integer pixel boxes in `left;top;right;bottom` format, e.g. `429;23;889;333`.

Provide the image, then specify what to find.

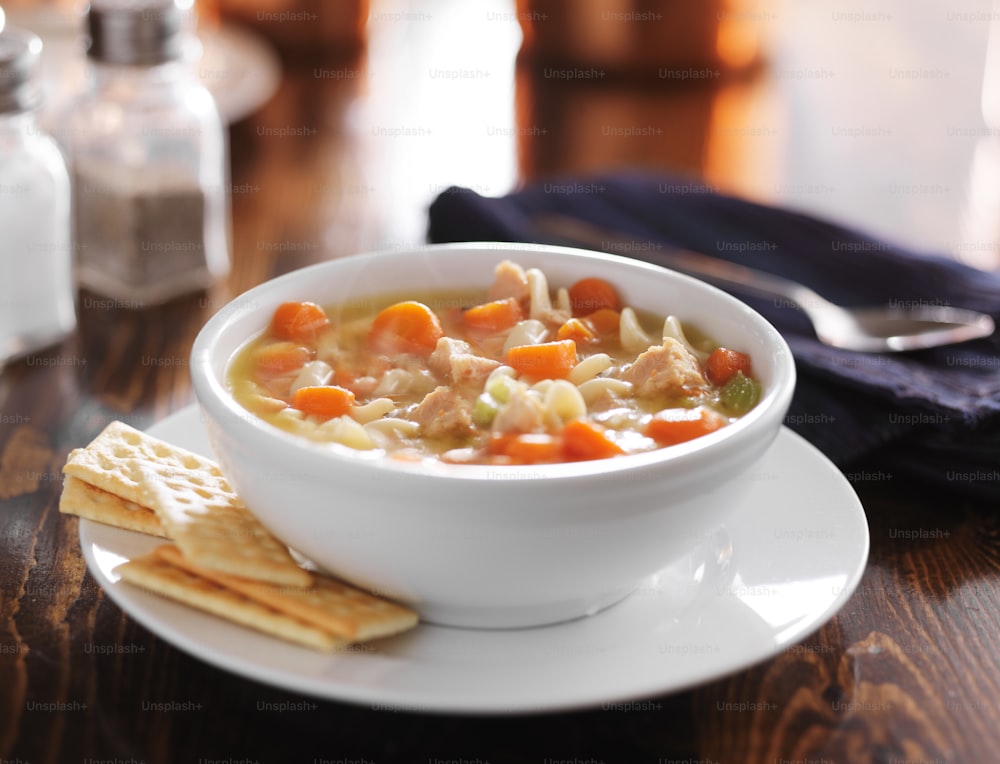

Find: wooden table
3;2;1000;761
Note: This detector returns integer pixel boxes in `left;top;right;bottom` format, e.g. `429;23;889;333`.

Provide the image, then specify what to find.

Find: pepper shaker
0;27;76;364
66;0;230;305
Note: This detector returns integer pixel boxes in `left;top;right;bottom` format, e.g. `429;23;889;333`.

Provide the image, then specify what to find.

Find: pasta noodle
619;307;656;354
526;268;552;321
544;379;587;421
317;416;375;450
567;353;613;385
365;417;421;438
352;397;395;424
577;377;633;404
662;315;708;361
502;319;547;355
289;360;333;394
373;368;433;397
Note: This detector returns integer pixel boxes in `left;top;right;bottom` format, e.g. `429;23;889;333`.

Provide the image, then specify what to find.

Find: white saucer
197;24;282;124
80;405;869;715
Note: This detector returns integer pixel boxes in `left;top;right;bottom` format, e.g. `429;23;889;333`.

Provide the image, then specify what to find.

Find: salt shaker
66;0;230;305
0;27;76;364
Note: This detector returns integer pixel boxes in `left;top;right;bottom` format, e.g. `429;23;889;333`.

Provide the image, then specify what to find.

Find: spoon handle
643;247;827;311
536;214;830;313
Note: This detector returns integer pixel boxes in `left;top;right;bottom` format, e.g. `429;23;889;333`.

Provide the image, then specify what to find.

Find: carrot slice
368;301;444;357
584;308;620;337
705;347;753;386
645;407;725;446
556;317;596;344
253;342;313;377
332;366;358;389
462;297;524;333
568;277;620;316
270;301;330;342
489;433;563;464
506;339;577;381
291;385;356;419
561;419;626;461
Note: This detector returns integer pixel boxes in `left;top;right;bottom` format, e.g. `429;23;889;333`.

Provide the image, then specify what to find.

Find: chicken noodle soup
227;260;762;464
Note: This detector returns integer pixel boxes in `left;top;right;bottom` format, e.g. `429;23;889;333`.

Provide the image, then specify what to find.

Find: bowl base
413;583;638;630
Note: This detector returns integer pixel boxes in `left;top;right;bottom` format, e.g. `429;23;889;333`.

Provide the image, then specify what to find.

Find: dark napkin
427;171;1000;497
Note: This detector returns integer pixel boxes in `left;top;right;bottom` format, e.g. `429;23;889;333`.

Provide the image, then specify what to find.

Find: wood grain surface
3;4;1000;762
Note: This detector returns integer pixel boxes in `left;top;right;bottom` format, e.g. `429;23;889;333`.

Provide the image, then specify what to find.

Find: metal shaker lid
86;0;190;66
0;26;43;113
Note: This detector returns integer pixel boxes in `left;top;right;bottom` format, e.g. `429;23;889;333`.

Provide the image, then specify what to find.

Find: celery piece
719;372;761;415
473;393;499;426
486;372;517;404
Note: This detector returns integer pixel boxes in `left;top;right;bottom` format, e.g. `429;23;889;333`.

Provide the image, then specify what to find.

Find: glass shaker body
0;33;76;364
69;56;230;304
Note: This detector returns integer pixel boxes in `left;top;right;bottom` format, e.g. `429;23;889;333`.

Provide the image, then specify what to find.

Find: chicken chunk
619;337;708;398
429;337;501;386
491;387;547;435
428;337;467;377
411;386;474;439
488;259;530;303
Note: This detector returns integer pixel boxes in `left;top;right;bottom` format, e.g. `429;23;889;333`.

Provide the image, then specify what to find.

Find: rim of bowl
191;242;796;483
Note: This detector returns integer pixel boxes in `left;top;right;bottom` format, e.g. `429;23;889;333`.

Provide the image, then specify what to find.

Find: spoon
537;216;996;353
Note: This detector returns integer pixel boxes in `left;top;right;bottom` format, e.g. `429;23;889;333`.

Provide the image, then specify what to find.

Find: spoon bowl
655;249;996;353
820;305;996;352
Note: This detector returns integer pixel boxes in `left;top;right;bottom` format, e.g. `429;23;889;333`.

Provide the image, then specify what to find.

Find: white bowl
191;242;796;629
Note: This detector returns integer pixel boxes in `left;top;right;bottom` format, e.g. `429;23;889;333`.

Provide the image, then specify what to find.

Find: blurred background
5;0;1000;272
